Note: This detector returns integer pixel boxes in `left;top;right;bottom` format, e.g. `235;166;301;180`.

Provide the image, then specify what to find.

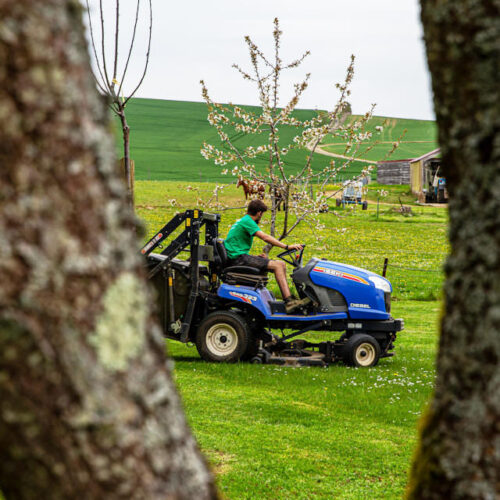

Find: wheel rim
206;323;238;356
355;342;376;366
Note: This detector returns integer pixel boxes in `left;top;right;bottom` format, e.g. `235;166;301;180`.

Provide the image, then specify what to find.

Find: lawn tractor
142;210;403;367
336;180;368;210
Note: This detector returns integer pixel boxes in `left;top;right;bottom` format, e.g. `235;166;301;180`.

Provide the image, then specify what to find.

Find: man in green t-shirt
224;199;310;313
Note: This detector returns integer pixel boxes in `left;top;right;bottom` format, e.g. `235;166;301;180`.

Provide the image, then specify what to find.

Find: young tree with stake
85;0;152;206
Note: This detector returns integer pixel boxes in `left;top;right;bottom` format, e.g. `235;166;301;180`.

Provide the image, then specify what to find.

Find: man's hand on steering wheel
277;243;305;267
286;243;303;251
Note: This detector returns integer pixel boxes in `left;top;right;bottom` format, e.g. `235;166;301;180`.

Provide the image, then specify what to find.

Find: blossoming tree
200;18;385;249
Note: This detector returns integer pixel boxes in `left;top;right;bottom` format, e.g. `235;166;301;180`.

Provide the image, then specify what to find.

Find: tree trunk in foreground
408;1;500;498
0;1;216;498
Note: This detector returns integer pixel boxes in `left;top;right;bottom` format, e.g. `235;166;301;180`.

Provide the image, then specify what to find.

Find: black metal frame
141;209;220;339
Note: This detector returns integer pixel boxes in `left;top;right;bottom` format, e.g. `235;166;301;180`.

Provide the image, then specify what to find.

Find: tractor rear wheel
343;334;381;367
196;311;249;363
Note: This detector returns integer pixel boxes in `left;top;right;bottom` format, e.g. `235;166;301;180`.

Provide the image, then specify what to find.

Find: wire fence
389;264;443;273
359;263;444;276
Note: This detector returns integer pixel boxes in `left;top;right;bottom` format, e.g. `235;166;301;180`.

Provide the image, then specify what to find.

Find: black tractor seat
215;239;269;288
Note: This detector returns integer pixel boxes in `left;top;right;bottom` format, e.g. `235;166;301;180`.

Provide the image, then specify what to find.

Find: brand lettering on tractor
350;303;370;309
313;266;369;285
229;291;257;304
141;233;163;254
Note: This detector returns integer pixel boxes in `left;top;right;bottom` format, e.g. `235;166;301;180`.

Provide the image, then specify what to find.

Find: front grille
384;292;391;313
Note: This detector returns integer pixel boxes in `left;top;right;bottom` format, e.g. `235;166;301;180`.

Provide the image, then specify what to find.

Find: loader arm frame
141;209;221;339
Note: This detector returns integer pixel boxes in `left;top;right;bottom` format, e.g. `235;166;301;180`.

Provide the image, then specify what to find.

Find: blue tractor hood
310;260;391;290
295;258;392;320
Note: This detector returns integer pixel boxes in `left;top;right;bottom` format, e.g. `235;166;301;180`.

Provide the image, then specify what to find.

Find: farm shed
409;148;445;202
376;160;410;184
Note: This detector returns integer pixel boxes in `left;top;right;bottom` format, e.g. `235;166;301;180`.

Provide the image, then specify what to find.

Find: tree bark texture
0;1;216;498
408;1;500;498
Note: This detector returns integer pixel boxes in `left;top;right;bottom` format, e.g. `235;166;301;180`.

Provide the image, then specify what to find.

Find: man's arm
254;231;303;251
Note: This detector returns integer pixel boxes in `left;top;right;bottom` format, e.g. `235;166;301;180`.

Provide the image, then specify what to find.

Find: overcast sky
85;0;435;120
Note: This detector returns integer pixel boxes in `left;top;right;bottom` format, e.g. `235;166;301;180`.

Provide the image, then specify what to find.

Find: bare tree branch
112;0;119;89
84;0;108;95
118;0;141;99
99;0;113;96
298;56;356;179
124;0;152;105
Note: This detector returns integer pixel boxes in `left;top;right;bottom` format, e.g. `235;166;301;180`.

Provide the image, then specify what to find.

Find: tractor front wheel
196;311;249;363
343;334;381;367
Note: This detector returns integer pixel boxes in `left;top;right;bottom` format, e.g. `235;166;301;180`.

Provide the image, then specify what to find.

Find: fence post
382;257;389;277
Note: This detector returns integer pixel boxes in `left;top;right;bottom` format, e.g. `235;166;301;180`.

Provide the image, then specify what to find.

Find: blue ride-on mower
142;210;403;367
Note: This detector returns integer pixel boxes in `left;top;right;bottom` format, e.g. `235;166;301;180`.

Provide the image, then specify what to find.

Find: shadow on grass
168;354;204;363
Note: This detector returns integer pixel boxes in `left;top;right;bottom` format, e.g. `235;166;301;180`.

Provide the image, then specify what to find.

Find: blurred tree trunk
408;1;500;498
0;1;216;499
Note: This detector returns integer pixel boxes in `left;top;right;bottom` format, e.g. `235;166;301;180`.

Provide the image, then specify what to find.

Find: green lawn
1;99;442;498
137;180;448;301
135;180;447;498
168;299;439;499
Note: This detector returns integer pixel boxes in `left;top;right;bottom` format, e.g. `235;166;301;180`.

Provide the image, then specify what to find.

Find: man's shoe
285;296;311;314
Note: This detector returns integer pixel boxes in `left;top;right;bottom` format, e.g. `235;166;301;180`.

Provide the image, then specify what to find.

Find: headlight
369;276;391;293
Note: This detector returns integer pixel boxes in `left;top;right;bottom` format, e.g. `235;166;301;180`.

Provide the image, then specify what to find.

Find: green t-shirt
224;214;260;259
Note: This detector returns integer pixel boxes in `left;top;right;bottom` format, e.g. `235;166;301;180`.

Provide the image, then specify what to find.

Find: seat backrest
215;239;228;267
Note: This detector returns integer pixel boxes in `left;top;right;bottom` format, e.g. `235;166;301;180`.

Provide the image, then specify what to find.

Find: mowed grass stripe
323;142;439;162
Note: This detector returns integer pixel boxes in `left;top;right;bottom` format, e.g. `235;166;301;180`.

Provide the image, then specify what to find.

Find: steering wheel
277;245;306;268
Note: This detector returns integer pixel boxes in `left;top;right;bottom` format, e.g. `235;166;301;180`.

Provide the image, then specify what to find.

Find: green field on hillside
114;99;437;183
325;115;437;144
322;115;438;162
135;180;446;499
114;99;337;182
323;142;438;162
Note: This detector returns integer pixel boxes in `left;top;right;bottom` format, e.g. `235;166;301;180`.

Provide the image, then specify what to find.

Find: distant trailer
376;160;411;185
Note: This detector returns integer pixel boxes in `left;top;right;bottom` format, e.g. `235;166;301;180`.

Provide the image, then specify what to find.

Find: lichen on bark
90;272;147;371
